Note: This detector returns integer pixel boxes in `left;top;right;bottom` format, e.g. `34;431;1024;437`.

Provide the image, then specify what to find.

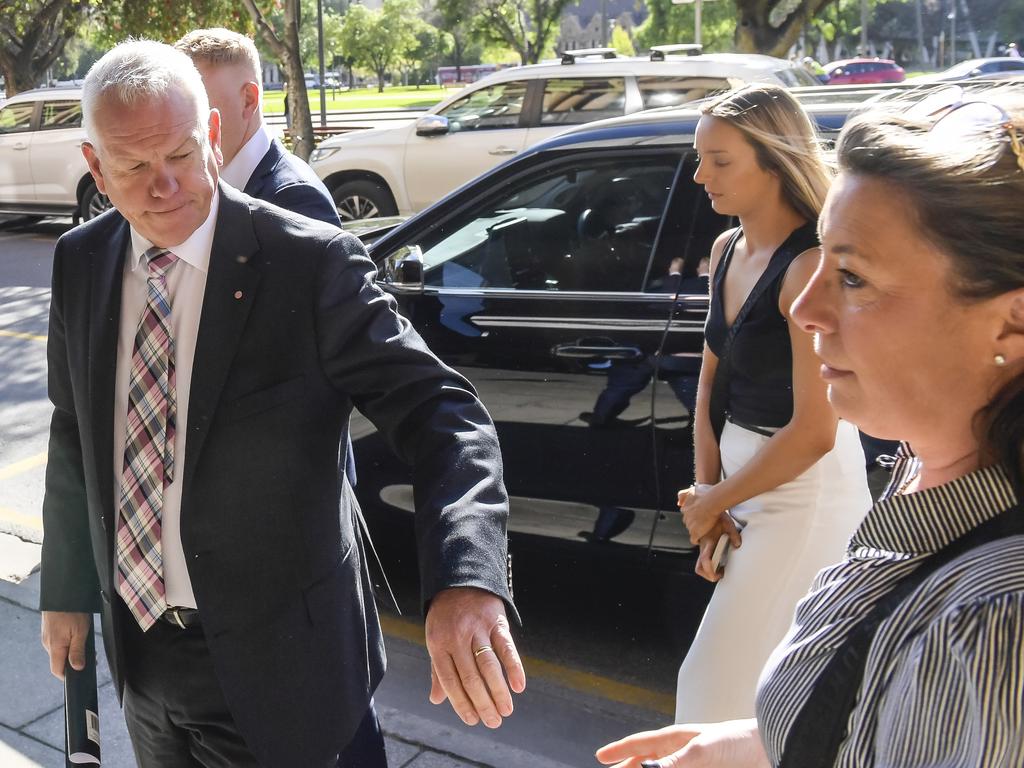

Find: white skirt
674;419;870;723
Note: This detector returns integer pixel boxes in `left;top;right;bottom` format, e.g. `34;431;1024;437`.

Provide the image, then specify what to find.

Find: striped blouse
756;446;1024;766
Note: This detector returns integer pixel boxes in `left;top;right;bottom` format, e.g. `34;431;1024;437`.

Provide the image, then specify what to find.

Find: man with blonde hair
175;27;339;224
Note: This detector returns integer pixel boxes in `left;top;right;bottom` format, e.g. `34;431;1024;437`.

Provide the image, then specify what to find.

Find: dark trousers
122;617;386;768
592;358;698;425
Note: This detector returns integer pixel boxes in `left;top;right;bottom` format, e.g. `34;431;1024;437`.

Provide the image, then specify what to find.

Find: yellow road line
378;613;675;716
0;329;47;342
0;452;48;481
0;507;43;538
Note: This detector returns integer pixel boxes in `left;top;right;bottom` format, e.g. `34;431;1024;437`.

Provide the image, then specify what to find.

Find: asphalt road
0;215;711;732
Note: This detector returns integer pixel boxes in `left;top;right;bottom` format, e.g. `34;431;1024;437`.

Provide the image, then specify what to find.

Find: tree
339;0;421;93
635;0;737;52
732;0;841;56
473;0;574;64
240;0;315;160
0;0;90;96
434;0;478;80
610;24;636;56
91;0;249;47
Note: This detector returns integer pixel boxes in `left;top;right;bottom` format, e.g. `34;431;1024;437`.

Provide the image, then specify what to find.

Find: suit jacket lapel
183;184;262;490
88;216;129;535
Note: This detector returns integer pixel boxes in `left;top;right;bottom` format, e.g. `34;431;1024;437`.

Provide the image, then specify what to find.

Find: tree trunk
734;0;837;58
376;66;386;93
241;0;315;160
0;0;85;97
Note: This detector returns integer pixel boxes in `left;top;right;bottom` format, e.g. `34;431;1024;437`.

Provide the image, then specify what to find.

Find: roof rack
560;47;618;65
649;44;703;61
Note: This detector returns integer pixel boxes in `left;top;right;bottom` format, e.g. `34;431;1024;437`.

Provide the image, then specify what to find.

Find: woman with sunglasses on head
673;84;871;723
598;87;1024;768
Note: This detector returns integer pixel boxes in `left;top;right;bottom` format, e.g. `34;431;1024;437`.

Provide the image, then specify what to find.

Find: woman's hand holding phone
695;513;743;583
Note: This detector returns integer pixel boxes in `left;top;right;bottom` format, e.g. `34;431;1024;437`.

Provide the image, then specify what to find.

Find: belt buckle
166;606;187;629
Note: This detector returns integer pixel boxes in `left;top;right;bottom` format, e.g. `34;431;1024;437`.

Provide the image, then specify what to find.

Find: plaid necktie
116;247;178;631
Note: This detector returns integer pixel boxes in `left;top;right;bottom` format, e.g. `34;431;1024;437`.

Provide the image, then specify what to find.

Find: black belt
726;413;777;438
160;606;201;629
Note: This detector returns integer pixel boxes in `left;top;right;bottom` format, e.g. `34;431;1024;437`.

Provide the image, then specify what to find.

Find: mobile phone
710;533;731;573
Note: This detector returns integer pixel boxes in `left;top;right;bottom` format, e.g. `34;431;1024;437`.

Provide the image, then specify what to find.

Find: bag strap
708;229;795;442
779;500;1024;768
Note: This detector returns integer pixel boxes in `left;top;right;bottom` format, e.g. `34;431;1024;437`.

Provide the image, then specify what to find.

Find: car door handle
488;146;518;156
552;344;643;360
12;142;28;150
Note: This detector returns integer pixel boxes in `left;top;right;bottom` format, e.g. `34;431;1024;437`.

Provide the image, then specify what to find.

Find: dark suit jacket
40;183;514;767
241;137;359;488
242;137;340;226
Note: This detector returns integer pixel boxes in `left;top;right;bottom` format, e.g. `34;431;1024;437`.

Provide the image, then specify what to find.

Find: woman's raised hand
595;719;768;768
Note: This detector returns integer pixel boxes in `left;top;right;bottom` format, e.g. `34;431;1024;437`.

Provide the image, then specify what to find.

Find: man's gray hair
82;39;210;150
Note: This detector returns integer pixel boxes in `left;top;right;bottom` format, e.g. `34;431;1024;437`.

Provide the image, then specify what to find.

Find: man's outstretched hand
424;587;526;728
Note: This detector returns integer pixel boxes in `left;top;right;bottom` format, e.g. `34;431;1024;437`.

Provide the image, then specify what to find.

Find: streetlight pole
860;0;869;55
948;0;957;66
316;0;327;129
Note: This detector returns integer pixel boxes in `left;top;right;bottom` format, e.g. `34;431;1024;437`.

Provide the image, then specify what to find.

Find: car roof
455;52;803;84
524;93;859;155
5;87;82;102
827;58;899;68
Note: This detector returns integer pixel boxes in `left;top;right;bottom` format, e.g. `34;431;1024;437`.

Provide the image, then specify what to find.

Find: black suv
354;99;854;606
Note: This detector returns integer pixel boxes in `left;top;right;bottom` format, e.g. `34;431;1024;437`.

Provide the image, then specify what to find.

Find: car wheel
80;181;111;221
331;180;397;221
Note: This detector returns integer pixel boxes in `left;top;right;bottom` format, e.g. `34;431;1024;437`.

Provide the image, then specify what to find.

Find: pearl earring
994;354;1007;367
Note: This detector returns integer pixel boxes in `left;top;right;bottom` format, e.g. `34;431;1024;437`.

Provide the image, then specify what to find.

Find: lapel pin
234;290;243;300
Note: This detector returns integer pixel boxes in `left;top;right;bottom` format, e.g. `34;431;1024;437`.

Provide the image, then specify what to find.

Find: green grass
263;85;450;113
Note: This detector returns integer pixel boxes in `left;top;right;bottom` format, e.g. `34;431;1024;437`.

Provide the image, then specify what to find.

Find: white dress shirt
220;124;272;192
113;194;219;609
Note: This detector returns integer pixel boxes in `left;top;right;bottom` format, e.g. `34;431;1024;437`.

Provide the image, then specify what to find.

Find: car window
539;78;626;125
40;100;82;130
644;153;731;293
439;80;528;131
637;76;730;108
404;153;680;292
0;102;34;134
774;68;819;88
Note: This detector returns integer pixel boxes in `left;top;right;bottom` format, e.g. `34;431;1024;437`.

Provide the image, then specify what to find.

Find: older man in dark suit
40;39;524;768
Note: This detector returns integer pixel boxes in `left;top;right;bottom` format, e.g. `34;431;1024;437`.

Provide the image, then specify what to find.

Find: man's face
83;89;222;248
194;60;259;165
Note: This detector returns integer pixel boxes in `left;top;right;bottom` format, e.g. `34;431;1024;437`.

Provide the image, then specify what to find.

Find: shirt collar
220;124;272;191
128;191;219;274
852;443;1018;556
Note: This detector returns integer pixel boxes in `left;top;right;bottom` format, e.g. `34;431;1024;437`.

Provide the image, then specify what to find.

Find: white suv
308;48;819;220
0;87;110;222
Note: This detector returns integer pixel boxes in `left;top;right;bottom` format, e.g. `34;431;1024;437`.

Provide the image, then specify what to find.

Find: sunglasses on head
906;85;1024;172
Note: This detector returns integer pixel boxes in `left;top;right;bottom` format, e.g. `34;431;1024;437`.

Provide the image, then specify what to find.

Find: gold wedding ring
473;645;493;658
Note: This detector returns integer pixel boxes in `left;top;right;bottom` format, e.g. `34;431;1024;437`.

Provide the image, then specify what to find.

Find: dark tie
116;247;178;631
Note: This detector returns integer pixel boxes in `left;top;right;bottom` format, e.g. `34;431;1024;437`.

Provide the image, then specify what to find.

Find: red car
824;58;905;85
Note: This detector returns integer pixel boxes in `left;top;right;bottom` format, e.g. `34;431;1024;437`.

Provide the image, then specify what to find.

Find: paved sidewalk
0;533;664;767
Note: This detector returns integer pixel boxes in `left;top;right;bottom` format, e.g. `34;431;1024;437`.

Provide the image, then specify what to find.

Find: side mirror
415;114;450;137
383;245;424;292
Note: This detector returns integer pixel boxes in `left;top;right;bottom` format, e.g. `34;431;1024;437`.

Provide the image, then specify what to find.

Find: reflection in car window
773;68;819;88
41;101;82;129
0;102;34;134
539;79;626;125
439;80;528;131
637;76;730;109
411;154;680;292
